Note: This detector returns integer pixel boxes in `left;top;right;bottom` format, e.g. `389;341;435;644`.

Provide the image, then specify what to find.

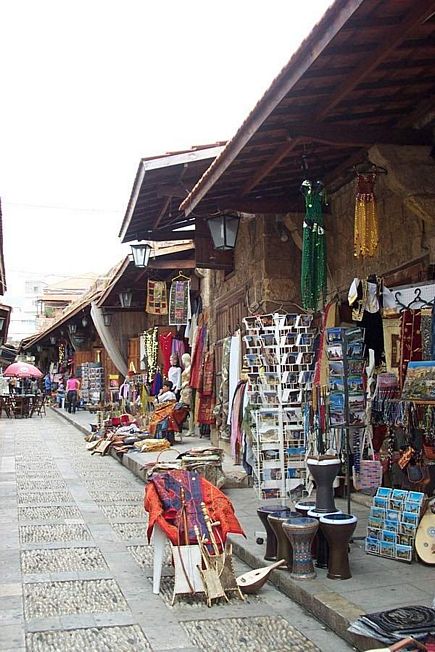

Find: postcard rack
365;487;425;563
243;313;315;502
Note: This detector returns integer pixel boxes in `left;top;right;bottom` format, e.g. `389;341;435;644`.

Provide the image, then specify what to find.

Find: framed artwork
402;360;435;401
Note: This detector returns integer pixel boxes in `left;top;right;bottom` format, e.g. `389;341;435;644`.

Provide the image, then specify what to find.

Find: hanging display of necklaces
300;179;327;311
354;171;379;257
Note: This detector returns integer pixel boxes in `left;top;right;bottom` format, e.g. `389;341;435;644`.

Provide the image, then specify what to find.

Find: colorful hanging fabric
230;381;247;463
158;331;173;376
198;348;216;426
190;325;207;390
169;280;191;325
399;309;422;389
146;280;168;315
354;172;379;257
300;179;327;311
143;327;158;382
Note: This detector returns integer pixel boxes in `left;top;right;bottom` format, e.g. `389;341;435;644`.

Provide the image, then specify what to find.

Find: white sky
1;0;333;297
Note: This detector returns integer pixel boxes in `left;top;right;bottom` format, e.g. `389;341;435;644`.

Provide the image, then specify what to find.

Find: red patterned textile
190;325;207;389
159;331;173;376
399;309;422;389
145;470;245;546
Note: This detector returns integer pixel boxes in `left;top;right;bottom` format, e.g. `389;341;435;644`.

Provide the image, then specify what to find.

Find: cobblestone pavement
0;412;355;651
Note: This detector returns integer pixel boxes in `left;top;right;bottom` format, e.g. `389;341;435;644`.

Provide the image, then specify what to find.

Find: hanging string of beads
354;171;379;257
300;179;327;311
144;327;158;382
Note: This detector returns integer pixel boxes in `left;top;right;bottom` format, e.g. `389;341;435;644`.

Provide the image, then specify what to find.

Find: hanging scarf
399;309;422;389
158;331;173;376
198;348;215;425
169;280;191;325
300;180;327;311
190;325;207;390
146;280;168;315
354;172;379;257
230;381;246;463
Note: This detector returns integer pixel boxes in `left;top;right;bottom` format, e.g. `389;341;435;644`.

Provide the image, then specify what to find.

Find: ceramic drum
319;513;357;580
257;505;293;561
267;511;299;570
294;501;317;557
282;517;318;580
308;508;342;569
306;457;340;514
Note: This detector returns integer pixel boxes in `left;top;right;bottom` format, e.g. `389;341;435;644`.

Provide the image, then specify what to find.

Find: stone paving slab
19;523;91;544
21;546;108;574
99;503;146;520
17;491;73;505
112;521;149;541
23;578;129;618
18;505;82;521
181;615;320;651
26;624;152;651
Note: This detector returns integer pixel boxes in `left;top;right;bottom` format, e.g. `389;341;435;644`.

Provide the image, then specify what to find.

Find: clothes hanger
352;161;387;175
171;270;190;281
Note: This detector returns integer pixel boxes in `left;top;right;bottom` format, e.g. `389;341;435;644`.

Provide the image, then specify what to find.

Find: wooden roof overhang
97;243;195;310
119;144;225;243
181;0;435;216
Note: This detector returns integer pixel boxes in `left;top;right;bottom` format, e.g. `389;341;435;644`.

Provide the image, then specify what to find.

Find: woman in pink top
66;375;81;413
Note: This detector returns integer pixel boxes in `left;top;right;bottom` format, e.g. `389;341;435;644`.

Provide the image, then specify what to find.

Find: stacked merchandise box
365;487;425;562
243;313;315;501
80;362;104;404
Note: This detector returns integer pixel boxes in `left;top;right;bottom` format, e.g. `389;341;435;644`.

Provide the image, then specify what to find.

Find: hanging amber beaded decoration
354;172;379;257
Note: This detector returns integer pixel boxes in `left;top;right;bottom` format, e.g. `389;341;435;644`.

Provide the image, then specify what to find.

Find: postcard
259;313;274;328
346;339;365;358
243;316;260;330
347;375;365;394
296;333;312;347
380;540;395;557
348;359;366;375
391;489;407;500
403;501;420;514
402;511;418;525
260;333;276;347
382;530;397;544
329;361;344;377
377;487;393;498
398;534;412;546
367;516;383;529
374;496;389;508
327;344;343;360
329;393;345;411
390;498;404;511
348;394;366;411
399;522;416;536
329;377;345;393
384;519;399;532
244;334;260;348
367;527;382;540
407;491;425;503
386;509;399;522
402;360;435;401
326;327;344;343
370;507;386;520
365;537;380;554
330;412;346;427
396;544;412;562
263;468;283;481
296;314;312;329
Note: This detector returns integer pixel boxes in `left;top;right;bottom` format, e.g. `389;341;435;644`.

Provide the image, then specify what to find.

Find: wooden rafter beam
241;138;301;195
217;197;302;214
316;0;435;120
288;124;433;148
157;184;189;199
147;258;196;270
154;165;188;229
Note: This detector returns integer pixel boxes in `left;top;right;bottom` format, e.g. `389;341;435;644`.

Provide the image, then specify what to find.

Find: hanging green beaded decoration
300;180;327;311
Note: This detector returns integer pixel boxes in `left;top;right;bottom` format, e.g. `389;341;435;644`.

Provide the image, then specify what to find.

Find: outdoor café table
13;394;35;418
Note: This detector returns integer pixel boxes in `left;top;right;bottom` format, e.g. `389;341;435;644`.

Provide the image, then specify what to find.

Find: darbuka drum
257;505;293;561
306;457;340;514
319;513;357;580
294;501;317;557
282;517;318;580
308;508;342;569
267;511;299;570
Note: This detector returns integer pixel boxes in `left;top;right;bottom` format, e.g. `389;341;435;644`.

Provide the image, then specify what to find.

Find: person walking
66;374;80;414
43;373;52;396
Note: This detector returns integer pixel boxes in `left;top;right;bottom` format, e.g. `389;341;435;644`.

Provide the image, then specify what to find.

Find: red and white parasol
3;362;43;379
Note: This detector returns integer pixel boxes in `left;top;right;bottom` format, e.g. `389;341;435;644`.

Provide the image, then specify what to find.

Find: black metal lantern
50;336;56;345
103;312;113;327
207;213;240;251
130;242;152;268
68;323;77;334
81;316;88;328
119;289;133;308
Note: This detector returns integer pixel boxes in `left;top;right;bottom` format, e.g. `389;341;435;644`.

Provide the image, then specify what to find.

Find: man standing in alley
66;374;80;414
